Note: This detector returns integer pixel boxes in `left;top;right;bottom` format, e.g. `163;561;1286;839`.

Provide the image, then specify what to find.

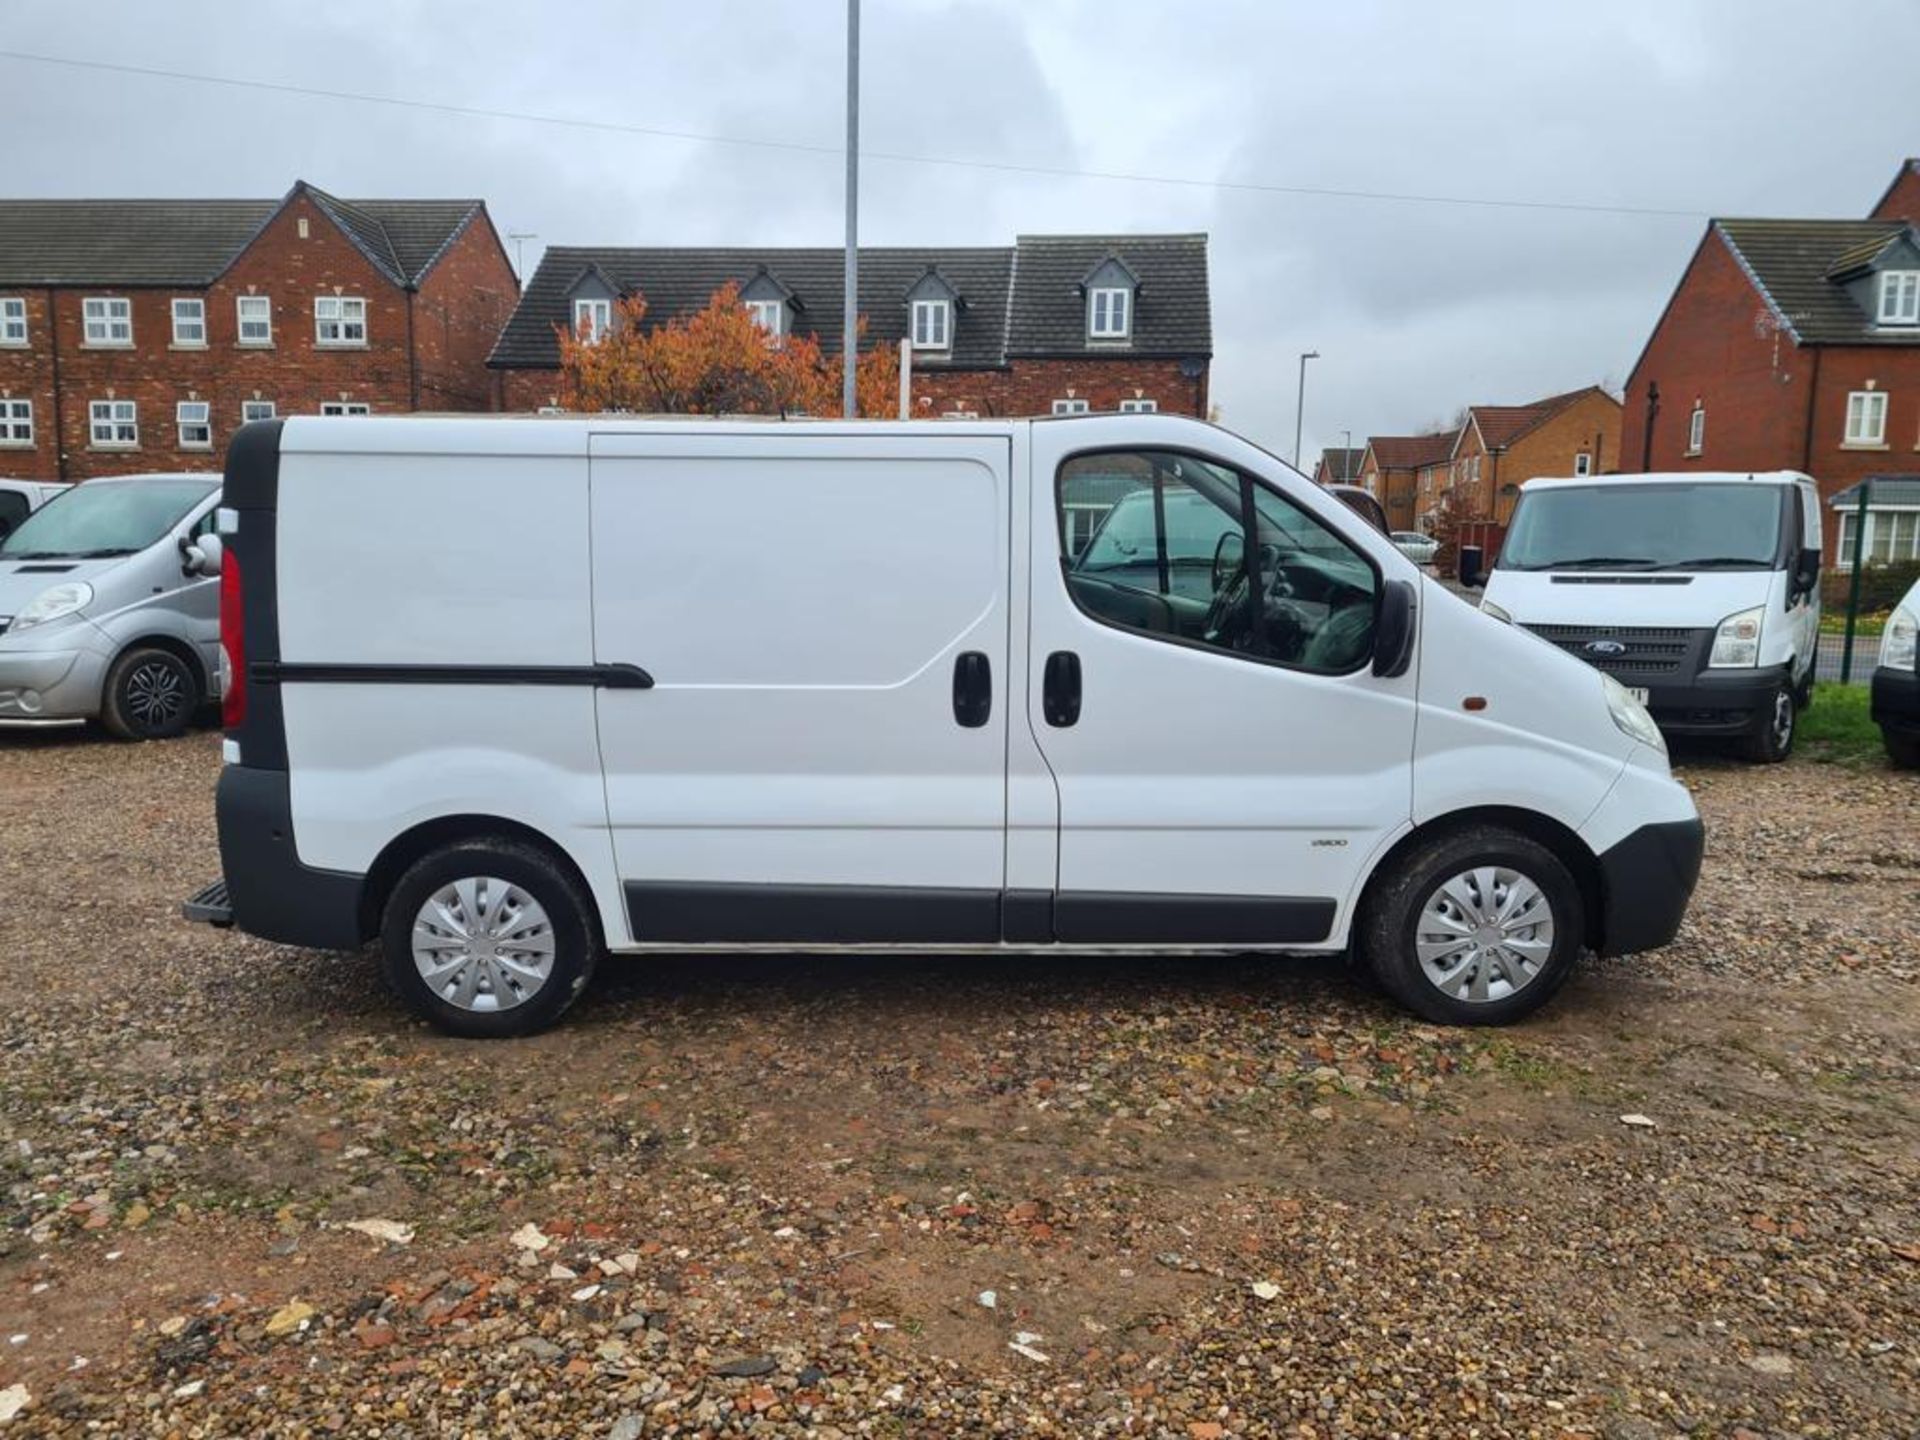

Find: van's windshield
1498;483;1785;572
0;479;218;560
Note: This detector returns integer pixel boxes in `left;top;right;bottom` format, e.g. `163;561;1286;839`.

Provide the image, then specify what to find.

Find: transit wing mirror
1211;531;1245;593
1794;547;1820;596
181;533;223;577
1373;579;1417;678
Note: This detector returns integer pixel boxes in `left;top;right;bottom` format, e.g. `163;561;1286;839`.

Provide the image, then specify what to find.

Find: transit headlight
1708;605;1764;668
1882;603;1917;671
1479;597;1512;623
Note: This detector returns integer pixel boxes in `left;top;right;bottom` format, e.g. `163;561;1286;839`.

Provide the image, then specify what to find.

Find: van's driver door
589;430;1013;945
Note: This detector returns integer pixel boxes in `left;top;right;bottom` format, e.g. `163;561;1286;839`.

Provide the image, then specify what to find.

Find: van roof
1518;470;1814;493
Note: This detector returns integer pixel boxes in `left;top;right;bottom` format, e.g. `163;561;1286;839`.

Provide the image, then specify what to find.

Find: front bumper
1870;665;1920;737
183;764;367;950
1642;663;1791;738
0;644;106;722
1595;816;1706;955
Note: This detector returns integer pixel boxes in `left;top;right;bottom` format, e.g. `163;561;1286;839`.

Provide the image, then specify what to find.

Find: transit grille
1522;623;1711;678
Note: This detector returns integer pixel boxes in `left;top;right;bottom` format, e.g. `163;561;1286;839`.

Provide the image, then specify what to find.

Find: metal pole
1292;350;1318;469
898;338;911;420
842;0;860;419
1841;480;1872;684
1341;428;1352;483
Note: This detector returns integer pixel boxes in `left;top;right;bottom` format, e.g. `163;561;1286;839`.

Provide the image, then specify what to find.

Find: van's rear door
589;429;1013;945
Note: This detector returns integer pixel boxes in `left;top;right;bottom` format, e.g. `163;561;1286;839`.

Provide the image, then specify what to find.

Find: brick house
0;180;517;481
1312;446;1366;487
1445;386;1623;525
1356;432;1455;532
487;234;1211;418
1618;158;1920;557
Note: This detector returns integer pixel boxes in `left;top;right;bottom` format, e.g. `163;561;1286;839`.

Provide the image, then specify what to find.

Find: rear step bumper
183;878;234;927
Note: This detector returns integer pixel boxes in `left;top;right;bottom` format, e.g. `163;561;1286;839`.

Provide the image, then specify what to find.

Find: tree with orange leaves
555;282;900;418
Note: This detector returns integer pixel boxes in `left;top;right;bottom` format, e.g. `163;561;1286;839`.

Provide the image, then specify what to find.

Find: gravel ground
0;731;1915;1438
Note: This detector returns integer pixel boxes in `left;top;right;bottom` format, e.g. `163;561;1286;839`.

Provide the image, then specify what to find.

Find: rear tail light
220;546;245;730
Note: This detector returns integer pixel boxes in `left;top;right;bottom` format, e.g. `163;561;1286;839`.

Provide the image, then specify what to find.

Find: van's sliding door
588;431;1013;946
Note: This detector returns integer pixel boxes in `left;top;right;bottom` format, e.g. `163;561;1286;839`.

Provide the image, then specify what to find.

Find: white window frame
82;296;132;347
241;399;277;424
313;295;367;347
0;397;31;446
1876;270;1920;326
1838;507;1920;563
88;398;137;448
1844;390;1888;447
319;401;370;416
170;297;206;348
176;400;212;450
1051;397;1091;416
745;299;783;337
1687;404;1706;455
0;297;25;346
1573;452;1593;477
236;295;273;347
572;297;611;344
1119;397;1158;413
1088;286;1131;339
910;299;950;350
940;409;980;420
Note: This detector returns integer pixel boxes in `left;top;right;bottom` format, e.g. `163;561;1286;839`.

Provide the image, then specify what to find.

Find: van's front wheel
380;839;599;1038
1740;683;1796;764
1358;827;1584;1026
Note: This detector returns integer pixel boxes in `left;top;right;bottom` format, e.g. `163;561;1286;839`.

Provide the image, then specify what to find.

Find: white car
186;413;1703;1038
1873;575;1918;769
1391;531;1438;565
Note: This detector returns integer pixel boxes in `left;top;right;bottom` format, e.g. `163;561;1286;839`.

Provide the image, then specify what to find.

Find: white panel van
185;416;1704;1037
1474;472;1822;763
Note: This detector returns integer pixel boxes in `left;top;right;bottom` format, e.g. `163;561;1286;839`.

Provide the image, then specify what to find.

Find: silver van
0;473;223;738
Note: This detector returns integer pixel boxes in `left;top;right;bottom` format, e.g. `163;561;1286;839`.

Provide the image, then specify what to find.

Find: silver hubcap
1416;866;1555;1004
411;877;556;1012
1771;690;1793;750
126;660;187;729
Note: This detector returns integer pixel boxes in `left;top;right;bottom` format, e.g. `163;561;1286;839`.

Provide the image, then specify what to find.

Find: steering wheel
1202;569;1249;645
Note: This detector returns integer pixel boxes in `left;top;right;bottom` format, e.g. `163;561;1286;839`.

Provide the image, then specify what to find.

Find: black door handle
1043;650;1081;727
952;650;992;727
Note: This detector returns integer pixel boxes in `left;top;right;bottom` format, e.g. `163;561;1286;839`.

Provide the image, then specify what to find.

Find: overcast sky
5;0;1917;466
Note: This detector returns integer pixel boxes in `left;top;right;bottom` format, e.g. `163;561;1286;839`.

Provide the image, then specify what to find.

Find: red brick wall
0;193;512;481
1621;226;1920;549
494;355;1208;419
1872;164;1920;223
1494;391;1623;521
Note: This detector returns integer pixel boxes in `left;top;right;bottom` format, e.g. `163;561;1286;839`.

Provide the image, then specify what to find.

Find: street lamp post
1341;428;1353;483
842;0;860;419
1293;350;1319;469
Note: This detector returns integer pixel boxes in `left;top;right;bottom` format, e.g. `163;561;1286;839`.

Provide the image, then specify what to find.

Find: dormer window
573;297;611;343
911;299;950;350
1089;286;1130;339
1878;270;1919;325
746;299;783;336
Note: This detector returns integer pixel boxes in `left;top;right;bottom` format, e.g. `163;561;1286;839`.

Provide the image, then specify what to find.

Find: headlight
1479;597;1512;623
1708;605;1763;668
1883;603;1918;671
1602;672;1665;751
8;581;93;633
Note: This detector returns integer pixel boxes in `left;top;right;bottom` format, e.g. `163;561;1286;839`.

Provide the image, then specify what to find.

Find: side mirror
1372;579;1417;678
1212;531;1245;592
1458;546;1485;590
1794;547;1820;593
181;533;223;577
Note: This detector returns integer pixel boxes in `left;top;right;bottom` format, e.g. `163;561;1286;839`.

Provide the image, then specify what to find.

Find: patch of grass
1818;610;1886;636
1799;684;1884;766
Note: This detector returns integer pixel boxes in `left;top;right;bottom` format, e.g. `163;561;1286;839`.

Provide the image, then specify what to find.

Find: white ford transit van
1475;472;1822;763
185;416;1704;1037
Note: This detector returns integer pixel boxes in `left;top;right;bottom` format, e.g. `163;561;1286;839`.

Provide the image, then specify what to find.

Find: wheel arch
356;813;607;948
1355;805;1606;951
110;633;212;697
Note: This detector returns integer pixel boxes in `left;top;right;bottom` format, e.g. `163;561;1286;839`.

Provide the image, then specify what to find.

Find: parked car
0;479;71;541
1473;471;1821;764
0;473;222;737
1324;483;1389;535
186;415;1702;1038
1391;531;1438;566
1872;575;1919;769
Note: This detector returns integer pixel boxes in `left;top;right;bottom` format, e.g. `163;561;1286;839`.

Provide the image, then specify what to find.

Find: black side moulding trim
1595;817;1705;956
254;661;653;689
1053;891;1335;945
216;764;366;950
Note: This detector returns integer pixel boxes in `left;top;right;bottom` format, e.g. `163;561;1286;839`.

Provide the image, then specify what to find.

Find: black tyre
380;838;599;1038
1740;682;1796;764
1885;728;1920;771
1357;826;1585;1026
100;646;200;740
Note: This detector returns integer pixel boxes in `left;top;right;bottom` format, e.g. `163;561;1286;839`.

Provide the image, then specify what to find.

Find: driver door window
1059;449;1377;674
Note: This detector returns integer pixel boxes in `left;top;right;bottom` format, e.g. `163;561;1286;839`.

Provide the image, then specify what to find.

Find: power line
0;47;1709;221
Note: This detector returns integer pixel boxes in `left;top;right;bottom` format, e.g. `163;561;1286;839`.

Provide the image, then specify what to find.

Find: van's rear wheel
101;646;199;740
1357;826;1583;1026
380;839;598;1038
